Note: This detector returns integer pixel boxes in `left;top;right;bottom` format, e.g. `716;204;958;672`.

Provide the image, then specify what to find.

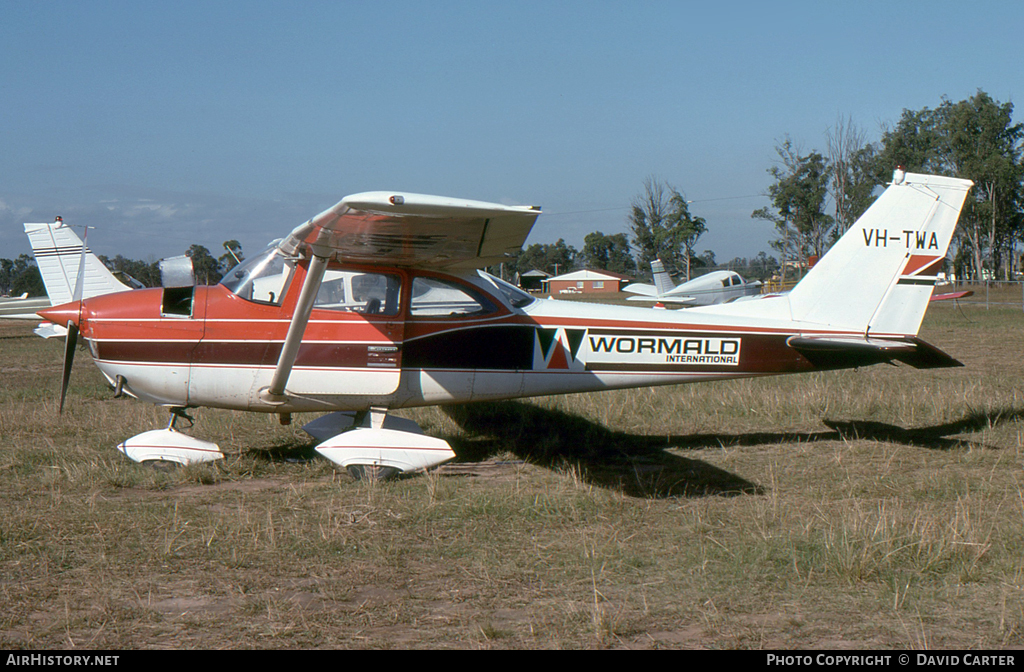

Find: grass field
1;294;1023;649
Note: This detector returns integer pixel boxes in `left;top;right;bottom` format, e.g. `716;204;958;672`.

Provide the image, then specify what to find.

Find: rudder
786;171;973;336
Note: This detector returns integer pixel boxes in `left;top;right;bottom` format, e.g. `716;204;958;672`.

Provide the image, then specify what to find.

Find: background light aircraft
40;172;973;480
5;220;132;338
623;260;762;305
0;293;51;321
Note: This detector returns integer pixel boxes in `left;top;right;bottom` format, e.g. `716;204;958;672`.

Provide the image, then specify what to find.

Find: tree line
5;90;1020;295
501;89;1022;286
493;180;777;284
0;255;45;297
753;90;1022;283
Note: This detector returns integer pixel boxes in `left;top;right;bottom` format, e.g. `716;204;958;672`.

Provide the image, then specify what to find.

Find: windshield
219;247;295;305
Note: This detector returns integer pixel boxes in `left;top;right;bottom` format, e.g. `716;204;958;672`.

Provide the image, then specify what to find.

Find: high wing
260;191;541;405
277;192;541;269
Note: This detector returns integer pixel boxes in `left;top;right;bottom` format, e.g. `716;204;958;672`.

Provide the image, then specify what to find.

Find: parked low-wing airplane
39;171;973;479
0;293;50;320
624;260;762;305
2;219;132;337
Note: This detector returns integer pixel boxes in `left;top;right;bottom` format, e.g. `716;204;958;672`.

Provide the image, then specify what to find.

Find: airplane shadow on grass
249;402;1024;500
439;401;759;499
438;401;1024;499
820;407;1024;450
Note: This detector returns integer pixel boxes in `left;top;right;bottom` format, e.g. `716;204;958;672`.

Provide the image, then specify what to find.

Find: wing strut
259;247;331;404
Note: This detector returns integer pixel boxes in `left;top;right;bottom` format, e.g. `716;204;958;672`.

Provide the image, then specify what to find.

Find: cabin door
285;267;404;397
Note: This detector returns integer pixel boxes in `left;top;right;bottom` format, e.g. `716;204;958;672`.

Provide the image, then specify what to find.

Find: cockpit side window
314;270;401;316
410;276;498;317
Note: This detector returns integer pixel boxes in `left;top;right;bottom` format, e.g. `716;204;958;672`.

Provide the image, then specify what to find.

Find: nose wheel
116;407;224;466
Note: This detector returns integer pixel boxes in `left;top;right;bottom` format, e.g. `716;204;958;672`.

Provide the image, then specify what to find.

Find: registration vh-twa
38;170;973;479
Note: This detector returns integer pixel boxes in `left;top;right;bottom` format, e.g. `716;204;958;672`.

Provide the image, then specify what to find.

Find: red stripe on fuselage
80;281;835;376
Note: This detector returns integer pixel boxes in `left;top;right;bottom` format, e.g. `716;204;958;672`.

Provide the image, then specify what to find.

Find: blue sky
2;1;1022;266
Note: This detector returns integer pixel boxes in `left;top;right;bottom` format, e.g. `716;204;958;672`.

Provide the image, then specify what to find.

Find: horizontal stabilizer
931;290;973;302
626;295;695;304
32;322;68;339
788;335;962;370
622;284;659;297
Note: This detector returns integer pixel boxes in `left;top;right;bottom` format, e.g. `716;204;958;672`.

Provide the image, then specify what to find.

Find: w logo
534;328;586;370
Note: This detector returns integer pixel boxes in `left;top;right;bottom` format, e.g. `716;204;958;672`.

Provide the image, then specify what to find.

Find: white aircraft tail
650;259;676;295
24;221;130;307
785;171;973;337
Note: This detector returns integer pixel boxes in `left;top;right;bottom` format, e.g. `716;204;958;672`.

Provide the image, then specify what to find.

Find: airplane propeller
59;320;79;413
58;227;89;414
38;298;85;414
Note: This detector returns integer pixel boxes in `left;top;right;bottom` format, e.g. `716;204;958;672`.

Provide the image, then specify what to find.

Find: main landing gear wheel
313;412;457;481
346;464;400;482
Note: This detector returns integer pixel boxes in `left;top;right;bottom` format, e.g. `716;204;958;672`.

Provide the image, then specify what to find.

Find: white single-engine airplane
624;260;763;305
39;171;972;479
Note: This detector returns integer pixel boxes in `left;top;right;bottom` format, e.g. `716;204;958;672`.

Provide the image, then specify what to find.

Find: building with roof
542;269;632;295
517;269;550;292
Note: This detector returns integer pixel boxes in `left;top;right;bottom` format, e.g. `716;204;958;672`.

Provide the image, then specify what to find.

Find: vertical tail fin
650;259;676;295
24;220;130;306
786;172;973;336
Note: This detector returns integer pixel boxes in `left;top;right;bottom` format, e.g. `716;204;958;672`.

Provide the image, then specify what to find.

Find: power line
543;194;764;218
